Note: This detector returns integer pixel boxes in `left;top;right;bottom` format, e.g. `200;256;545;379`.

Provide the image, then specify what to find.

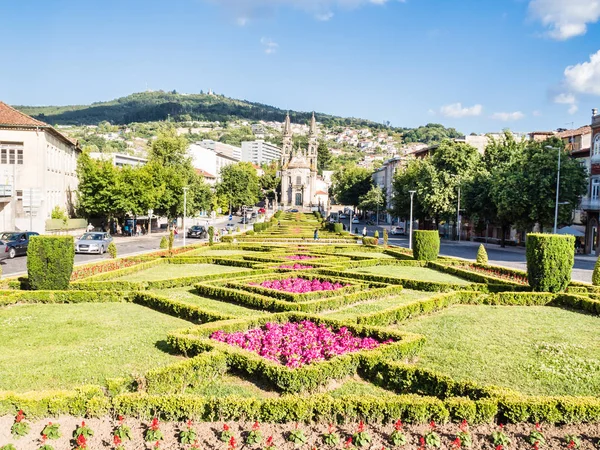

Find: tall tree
331;166;373;208
217;162;261;211
358;186;385;212
76;150;121;219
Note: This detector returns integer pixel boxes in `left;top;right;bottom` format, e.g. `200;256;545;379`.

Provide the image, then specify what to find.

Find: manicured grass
399;305;600;396
151;287;266;317
115;263;248;282
349;265;471;284
0;303;190;391
338;251;396;259
194;249;249;256
323;290;433;320
183;374;280;398
328;378;397;398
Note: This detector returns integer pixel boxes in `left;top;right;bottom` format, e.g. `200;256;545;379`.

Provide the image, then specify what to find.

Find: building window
296;176;301;185
592;179;600;200
0;142;24;164
595;135;600;156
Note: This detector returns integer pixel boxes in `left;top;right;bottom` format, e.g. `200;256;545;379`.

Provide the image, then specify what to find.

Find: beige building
0;102;80;233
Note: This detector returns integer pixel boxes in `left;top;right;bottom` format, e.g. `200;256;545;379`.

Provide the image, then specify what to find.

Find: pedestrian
362;226;367;237
314;228;319;241
87;223;94;232
116;223;122;235
174;226;179;239
123;224;129;236
355;227;359;234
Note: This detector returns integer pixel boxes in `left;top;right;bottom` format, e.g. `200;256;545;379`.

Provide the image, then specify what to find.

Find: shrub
593;257;600;286
159;237;168;249
526;233;574;292
383;229;389;247
374;230;379;239
168;230;175;254
247;230;255;235
27;236;74;290
363;237;378;246
412;231;440;261
208;226;215;246
476;245;488;264
108;242;117;259
334;223;343;233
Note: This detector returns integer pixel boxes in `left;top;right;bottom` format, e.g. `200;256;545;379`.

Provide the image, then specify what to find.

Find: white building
89;152;148;167
188;143;238;182
0;102;81;233
196;139;241;161
241;140;281;166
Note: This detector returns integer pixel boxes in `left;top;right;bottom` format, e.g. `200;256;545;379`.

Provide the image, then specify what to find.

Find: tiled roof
0;102;47;127
557;126;592;139
195;168;216;178
315;190;329;195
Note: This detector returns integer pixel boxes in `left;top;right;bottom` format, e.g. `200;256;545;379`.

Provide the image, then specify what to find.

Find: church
280;113;328;209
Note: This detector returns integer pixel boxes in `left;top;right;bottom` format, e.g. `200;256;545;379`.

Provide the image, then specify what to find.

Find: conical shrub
593;258;600;286
476;244;488;264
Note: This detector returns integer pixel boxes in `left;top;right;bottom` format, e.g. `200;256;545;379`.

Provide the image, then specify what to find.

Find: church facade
279;113;320;208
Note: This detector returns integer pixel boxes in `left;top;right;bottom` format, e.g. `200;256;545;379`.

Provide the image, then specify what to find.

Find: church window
296;176;302;185
594;134;600;156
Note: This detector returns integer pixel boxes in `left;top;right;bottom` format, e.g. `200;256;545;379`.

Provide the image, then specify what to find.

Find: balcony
580;198;600;211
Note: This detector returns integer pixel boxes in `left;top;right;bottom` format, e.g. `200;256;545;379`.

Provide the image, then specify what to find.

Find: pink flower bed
285;255;316;261
251;277;349;293
278;264;314;270
211;320;389;367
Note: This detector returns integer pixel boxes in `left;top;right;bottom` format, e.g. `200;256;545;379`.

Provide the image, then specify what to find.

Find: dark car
0;231;39;259
187;225;208;239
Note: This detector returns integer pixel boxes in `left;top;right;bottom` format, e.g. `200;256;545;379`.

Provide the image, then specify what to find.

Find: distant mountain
15;91;390;129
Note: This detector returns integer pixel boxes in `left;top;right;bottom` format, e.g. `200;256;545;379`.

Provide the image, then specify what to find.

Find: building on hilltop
279;113;322;209
0;102;80;233
241;140;281;165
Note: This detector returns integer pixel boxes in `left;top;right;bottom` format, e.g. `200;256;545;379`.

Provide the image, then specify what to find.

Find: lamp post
349;207;352;234
545;145;561;234
148;209;153;235
457;183;461;242
409;190;416;249
183;187;189;247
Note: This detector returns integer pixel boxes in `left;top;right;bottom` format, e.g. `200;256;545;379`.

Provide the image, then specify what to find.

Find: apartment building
188;143;238;182
241;140;281;165
0;102;80;233
89;152;148;167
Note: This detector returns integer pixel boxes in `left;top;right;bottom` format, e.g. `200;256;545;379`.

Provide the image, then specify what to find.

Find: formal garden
0;212;599;449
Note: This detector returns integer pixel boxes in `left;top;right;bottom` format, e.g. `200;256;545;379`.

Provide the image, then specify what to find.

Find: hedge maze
1;212;599;443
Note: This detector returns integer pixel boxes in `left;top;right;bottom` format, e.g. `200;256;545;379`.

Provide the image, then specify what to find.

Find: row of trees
391;134;588;242
76;129;274;222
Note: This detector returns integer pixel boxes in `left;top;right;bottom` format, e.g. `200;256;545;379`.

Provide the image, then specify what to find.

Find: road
0;215;237;278
361;223;596;284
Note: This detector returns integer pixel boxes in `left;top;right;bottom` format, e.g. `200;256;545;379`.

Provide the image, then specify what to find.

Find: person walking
87;223;94;232
362;226;367;237
314;228;319;241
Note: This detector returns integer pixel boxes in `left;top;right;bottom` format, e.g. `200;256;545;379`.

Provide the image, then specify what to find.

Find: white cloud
563;50;600;96
554;93;576;104
439;103;483;118
210;0;394;23
260;37;279;54
491;111;525;121
528;0;600;40
568;104;579;115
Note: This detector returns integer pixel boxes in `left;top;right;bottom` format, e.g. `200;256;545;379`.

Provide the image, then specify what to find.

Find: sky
1;0;600;134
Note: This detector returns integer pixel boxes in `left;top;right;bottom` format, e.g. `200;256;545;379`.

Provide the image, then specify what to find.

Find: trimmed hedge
132;292;235;324
412;231;440;261
526;233;574;293
27;236;74;290
0;290;124;306
362;237;378;246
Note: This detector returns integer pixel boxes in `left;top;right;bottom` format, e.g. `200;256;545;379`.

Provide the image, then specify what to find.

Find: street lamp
183;187;189;247
545;145;561;234
409;190;416;250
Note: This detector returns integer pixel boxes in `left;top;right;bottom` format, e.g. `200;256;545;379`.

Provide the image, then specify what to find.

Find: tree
358;186;385;212
259;162;281;201
331;166;373;208
76;150;121;219
217;162;261;211
317;140;332;174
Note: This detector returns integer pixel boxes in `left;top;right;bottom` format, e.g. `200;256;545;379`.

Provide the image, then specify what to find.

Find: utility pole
409;190;416;250
29;188;32;231
545;146;561;234
183;187;188;247
457;184;461;242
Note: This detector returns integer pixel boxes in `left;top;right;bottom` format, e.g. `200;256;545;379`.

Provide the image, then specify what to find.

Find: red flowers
113;434;122;446
150;417;160;431
496;446;503;450
429;421;436;430
15;410;24;423
394;420;403;431
568;441;576;449
228;435;237;450
357;421;366;433
252;421;260;431
344;437;354;449
223;423;230;431
535;423;542;432
76;434;88;450
459;420;468;432
451;437;462;449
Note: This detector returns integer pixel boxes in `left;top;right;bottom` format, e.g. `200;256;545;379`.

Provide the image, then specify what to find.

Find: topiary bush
374;230;379;239
593;258;600;286
168;229;174;255
333;223;343;233
108;242;117;259
476;244;488;264
208;226;215;246
526;233;574;293
27;236;74;290
383;229;388;247
412;230;440;261
362;237;378;246
159;236;168;249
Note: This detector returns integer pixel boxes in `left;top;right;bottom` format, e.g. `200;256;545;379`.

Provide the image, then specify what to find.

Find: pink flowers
251;277;349;293
285;255;316;260
278;264;314;270
211;320;388;368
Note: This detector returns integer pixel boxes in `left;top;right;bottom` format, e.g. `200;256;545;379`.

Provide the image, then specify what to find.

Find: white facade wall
197;140;242;161
188;143;237;181
0;128;79;233
241;140;281;165
89;152;148;167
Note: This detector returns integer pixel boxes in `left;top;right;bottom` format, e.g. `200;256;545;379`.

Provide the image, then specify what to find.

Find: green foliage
592;258;600;286
563;434;581;448
114;422;132;441
42;422;61;440
476;245;488;264
334;223;343;233
352;422;371;447
50;206;68;221
490;426;511;447
390;430;407;447
332;166;373;207
1;445;17;450
208;226;215;245
374;230;379;239
245;422;263;445
363;237;378;246
526;233;574;292
159;236;168;249
108;242;117;259
402;123;462;145
217;162;261;210
457;431;472;448
168;230;174;254
179;422;197;444
27;236;74;290
74;421;94;438
144;418;163;442
383;229;388;246
287;428;307;446
527;426;546;447
425;430;441;448
10;411;30;438
412;231;440;261
358;186;385;212
323;426;340;446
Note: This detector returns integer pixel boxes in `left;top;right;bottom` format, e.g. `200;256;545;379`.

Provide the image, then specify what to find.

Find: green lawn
151;287;266;317
338;251;396;259
323;290;433;320
399;305;600;396
349;265;470;284
193;249;249;256
181;374;279;398
115;263;248;282
0;303;190;391
328;378;397;397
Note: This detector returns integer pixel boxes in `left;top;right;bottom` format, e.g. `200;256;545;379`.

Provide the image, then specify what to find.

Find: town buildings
196;139;242;161
241;140;281;165
0;102;80;233
583;110;600;254
89;152;148;167
188;142;239;182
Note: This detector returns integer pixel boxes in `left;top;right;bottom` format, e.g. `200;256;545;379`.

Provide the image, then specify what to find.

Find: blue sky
1;0;600;134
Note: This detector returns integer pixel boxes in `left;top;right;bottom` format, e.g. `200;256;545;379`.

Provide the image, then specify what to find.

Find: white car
390;226;404;235
352;217;360;224
225;223;236;231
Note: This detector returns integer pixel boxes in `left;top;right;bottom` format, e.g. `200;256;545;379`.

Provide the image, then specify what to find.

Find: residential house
583;110;600;254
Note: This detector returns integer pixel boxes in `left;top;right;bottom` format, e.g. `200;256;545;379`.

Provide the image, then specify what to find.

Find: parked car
390;226;404;235
0;231;39;259
339;214;347;219
352;217;360;224
75;232;113;254
225;223;236;232
290;208;299;213
258;208;266;214
187;225;207;239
